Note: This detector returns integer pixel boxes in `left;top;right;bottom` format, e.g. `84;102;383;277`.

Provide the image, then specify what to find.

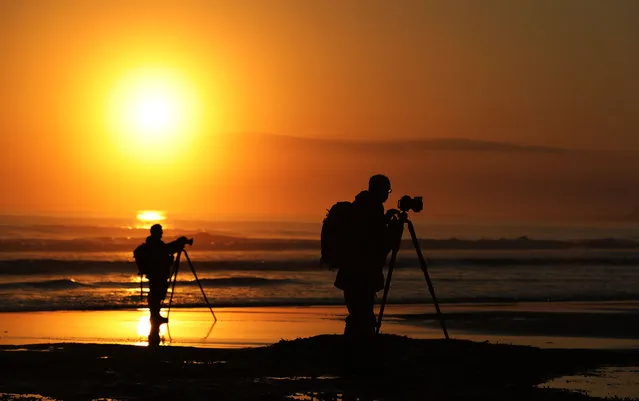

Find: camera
398;195;423;213
178;236;194;247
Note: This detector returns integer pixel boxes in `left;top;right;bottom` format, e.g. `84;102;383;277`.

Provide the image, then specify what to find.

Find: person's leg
342;288;358;374
342;287;378;375
147;280;160;320
344;288;374;338
364;290;376;337
148;278;169;323
343;288;361;337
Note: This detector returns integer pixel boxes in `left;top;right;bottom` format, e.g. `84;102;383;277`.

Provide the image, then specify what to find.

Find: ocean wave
1;255;638;276
0;278;91;290
0;259;316;275
94;277;302;288
194;277;300;287
0;276;302;291
88;277;301;289
404;256;639;267
0;234;638;252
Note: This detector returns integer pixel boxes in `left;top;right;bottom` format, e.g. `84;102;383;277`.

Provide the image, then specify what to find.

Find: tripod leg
375;216;405;334
166;250;181;321
376;247;399;335
406;221;450;340
183;250;217;321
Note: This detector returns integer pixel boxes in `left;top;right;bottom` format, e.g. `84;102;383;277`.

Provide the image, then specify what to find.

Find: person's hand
387;217;404;250
385;208;400;219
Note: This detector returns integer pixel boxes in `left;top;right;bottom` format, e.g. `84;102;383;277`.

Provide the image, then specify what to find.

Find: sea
0;215;638;313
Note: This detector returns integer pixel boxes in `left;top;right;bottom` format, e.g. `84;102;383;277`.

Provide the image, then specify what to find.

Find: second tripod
166;248;217;321
376;211;449;339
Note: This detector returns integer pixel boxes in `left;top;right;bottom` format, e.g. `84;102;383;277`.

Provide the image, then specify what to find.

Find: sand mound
1;335;638;400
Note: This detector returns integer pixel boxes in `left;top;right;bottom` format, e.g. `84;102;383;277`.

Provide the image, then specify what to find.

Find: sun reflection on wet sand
0;307;349;348
1;305;639;350
136;315;167;337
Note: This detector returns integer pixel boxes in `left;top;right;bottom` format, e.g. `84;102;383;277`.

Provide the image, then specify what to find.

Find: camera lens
398;195;423;213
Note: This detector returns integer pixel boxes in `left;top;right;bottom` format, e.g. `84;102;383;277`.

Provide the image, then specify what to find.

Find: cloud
395;138;567;153
209;132;637;220
242;133;568;154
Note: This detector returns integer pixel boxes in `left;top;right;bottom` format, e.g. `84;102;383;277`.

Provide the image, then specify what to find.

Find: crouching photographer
139;224;193;325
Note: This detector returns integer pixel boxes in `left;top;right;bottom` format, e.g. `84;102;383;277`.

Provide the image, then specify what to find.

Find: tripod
166;248;217;321
376;211;449;339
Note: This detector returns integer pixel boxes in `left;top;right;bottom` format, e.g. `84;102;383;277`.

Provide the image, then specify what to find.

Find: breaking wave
1;234;638;252
1;254;638;276
0;278;90;290
0;276;301;291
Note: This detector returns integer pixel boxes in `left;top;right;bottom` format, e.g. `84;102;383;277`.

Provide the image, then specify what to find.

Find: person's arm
384;210;402;254
365;206;389;266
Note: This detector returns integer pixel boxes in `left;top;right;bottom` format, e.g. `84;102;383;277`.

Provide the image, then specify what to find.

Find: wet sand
1;302;638;349
386;301;639;349
1;302;639;400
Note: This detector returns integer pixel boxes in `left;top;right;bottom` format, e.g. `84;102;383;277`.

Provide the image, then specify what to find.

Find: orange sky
1;1;638;221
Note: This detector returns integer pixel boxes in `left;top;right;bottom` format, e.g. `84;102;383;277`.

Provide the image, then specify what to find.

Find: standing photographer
334;174;394;340
144;224;191;325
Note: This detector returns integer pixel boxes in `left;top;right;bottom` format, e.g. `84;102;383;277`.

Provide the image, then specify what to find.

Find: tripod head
386;208;410;225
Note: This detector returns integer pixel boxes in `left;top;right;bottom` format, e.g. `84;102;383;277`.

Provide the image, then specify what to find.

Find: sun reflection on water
135;210;166;229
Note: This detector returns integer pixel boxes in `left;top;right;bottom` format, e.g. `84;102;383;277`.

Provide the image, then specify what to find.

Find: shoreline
1;301;638;350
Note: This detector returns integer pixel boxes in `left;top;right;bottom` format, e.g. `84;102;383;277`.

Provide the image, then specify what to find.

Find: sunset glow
2;3;639;396
1;1;638;221
106;67;203;163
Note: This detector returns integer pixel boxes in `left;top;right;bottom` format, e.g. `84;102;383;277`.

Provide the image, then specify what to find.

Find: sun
106;67;202;160
131;90;178;135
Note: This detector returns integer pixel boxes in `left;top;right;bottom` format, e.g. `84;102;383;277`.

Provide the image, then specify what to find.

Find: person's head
368;174;392;203
150;224;163;239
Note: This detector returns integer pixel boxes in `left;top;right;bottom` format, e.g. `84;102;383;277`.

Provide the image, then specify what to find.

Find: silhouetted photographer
322;174;448;357
134;224;192;325
322;174;395;341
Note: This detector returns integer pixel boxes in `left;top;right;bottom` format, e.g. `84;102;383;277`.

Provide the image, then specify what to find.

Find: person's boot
150;307;169;325
154;315;169;325
148;324;161;347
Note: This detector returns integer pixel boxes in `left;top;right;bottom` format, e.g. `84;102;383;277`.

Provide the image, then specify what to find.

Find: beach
4;0;639;397
1;219;639;399
1;302;639;400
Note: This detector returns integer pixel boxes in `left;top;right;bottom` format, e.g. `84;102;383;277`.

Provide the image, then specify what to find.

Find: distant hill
236;132;568;154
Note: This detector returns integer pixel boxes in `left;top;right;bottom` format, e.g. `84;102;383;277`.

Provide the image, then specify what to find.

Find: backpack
133;243;149;275
320;201;355;269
